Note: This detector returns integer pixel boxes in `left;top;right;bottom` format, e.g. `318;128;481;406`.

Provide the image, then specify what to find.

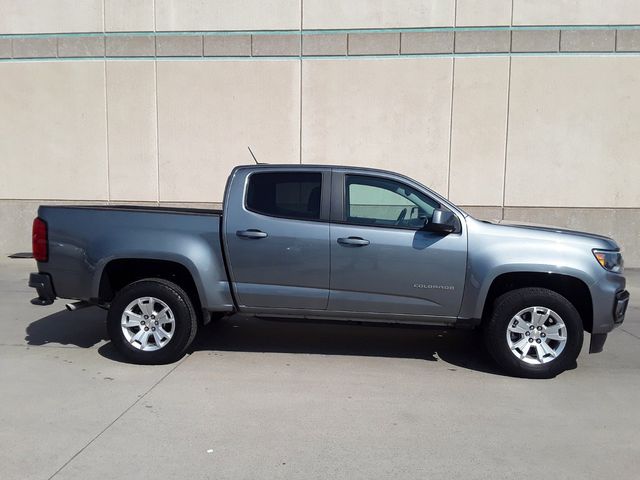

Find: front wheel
484;288;583;379
107;278;198;364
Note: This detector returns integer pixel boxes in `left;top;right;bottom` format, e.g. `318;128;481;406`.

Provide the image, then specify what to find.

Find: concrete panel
513;0;640;26
511;30;559;53
449;57;509;206
503;207;640;267
348;33;400;56
0;38;10;58
0;62;108;200
302;34;348;56
560;29;615;52
157;35;203;56
0;0;103;34
617;30;640;52
303;0;455;29
105;0;155;32
461;206;503;222
456;0;512;27
506;57;640;208
454;30;511;53
400;32;454;54
12;37;57;58
106;35;155;57
252;34;300;56
155;0;300;31
204;35;251;56
156;61;300;202
302;58;452;194
58;36;105;57
106;61;158;202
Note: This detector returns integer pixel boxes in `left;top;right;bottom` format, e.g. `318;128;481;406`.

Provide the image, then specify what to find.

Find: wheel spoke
511;337;529;352
139;331;150;349
122;311;141;327
158;326;172;339
520;343;531;359
508;316;529;334
152;330;164;346
540;341;557;358
131;329;146;344
535;344;545;362
137;298;153;317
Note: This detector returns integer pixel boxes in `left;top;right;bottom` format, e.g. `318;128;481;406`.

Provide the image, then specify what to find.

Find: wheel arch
480;272;594;333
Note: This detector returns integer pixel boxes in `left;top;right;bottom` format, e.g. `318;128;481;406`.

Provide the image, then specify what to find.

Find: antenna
247;146;259;165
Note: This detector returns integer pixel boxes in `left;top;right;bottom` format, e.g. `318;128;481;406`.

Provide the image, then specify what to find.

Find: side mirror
423;208;456;234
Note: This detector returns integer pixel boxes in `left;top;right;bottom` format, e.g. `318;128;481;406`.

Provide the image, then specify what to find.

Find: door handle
236;229;268;239
337;236;370;247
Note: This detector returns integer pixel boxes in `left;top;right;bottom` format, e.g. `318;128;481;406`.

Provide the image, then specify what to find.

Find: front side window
345;175;439;229
246;172;322;220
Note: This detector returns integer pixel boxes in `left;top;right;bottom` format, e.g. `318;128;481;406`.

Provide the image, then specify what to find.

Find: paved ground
1;258;640;480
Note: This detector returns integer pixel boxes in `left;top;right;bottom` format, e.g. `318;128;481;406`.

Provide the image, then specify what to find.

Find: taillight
32;217;48;262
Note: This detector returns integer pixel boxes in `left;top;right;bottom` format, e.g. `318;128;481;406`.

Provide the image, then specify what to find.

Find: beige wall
0;1;639;265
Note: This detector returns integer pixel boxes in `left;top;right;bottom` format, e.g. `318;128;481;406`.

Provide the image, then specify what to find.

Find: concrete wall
0;0;639;266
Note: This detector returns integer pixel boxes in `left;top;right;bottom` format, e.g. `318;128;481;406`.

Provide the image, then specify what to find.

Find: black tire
484;287;583;379
107;278;198;364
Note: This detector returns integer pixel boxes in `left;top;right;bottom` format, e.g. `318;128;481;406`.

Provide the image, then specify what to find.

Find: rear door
328;171;467;319
223;167;331;310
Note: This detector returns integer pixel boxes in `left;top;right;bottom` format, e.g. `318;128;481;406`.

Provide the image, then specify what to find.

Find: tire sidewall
485;288;584;378
107;279;196;364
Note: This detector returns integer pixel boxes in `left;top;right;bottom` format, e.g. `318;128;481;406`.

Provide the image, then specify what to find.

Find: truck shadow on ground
25;308;506;376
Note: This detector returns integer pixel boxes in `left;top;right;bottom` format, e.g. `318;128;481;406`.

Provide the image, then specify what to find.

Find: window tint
345;175;439;228
246;172;322;220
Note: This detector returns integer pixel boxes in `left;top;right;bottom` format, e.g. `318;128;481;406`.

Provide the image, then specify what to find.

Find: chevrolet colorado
28;165;629;378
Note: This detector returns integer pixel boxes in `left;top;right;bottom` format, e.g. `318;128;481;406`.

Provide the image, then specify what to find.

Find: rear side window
246;172;322;220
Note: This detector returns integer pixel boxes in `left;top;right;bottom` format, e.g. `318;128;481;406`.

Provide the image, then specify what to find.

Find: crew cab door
328;171;467;319
223;167;331;310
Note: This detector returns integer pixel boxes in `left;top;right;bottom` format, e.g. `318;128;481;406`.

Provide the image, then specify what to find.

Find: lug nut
151;315;155;319
144;315;149;319
144;327;149;331
525;332;530;336
541;333;546;338
151;327;155;331
529;338;534;343
141;320;145;325
529;325;534;330
536;339;541;343
537;326;542;331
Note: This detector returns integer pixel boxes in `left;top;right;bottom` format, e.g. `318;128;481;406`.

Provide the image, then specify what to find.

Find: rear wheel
484;288;583;379
107;278;198;364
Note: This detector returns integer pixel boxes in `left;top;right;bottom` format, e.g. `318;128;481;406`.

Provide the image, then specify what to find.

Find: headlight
593;249;624;273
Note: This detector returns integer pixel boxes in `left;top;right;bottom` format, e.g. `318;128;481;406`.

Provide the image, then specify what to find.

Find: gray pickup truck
29;164;629;378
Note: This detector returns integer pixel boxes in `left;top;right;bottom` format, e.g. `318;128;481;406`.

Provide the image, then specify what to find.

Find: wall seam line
299;0;303;164
447;0;458;199
153;0;160;204
102;0;110;203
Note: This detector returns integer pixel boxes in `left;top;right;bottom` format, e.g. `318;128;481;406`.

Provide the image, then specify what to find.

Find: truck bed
36;204;233;310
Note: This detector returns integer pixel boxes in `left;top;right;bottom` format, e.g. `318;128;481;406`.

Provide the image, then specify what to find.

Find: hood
487;219;617;246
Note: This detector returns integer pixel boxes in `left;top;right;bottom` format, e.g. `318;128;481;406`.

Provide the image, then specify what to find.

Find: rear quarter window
246;172;322;220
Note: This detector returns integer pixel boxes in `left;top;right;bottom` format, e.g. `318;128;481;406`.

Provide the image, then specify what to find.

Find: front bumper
614;290;630;325
29;272;56;306
589;288;630;354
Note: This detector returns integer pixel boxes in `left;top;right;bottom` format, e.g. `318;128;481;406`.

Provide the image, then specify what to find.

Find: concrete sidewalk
1;258;639;480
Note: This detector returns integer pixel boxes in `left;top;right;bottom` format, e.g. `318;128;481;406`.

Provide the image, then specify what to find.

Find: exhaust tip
65;301;89;312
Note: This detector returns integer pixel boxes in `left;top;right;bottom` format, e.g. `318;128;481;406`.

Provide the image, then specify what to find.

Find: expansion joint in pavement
46;354;191;479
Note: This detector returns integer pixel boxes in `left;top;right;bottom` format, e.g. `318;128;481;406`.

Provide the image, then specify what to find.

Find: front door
329;173;467;318
224;168;331;310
